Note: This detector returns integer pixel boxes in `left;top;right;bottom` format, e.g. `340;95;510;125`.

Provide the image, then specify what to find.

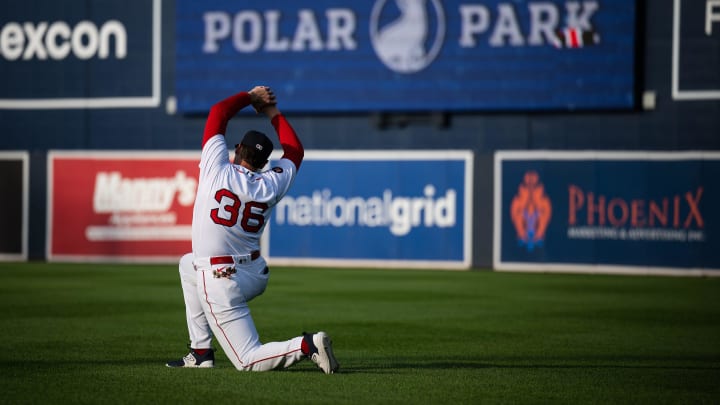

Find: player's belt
194;251;261;269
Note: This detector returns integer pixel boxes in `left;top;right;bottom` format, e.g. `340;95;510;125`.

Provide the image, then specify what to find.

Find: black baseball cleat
166;348;215;368
303;331;340;374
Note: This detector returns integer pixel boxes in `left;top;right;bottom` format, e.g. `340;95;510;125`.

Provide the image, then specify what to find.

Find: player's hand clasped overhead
249;86;276;114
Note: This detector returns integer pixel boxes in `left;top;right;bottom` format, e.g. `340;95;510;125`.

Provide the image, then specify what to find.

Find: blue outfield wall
0;0;719;269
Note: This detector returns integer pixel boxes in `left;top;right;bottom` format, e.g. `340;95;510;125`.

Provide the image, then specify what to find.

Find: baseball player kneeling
166;86;339;374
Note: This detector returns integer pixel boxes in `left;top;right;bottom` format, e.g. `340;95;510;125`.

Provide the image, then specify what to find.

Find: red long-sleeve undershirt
201;91;304;169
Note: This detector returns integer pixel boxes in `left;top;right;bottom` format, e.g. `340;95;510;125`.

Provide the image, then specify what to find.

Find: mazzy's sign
47;151;198;262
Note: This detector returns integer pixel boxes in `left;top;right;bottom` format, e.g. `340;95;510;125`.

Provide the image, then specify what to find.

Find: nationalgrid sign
266;150;474;270
175;0;636;113
494;151;720;276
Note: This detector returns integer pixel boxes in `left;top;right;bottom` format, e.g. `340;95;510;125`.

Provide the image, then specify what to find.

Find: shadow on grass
335;355;720;374
2;355;718;376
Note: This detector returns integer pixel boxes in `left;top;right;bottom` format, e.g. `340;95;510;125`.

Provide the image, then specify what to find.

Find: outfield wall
1;0;719;272
45;150;473;269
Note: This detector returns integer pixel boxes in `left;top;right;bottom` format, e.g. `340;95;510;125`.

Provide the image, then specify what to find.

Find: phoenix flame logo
510;171;552;251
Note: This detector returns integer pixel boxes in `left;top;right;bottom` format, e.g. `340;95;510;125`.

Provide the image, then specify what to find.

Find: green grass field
0;262;718;404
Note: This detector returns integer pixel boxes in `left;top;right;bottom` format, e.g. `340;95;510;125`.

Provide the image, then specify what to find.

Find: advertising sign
494;151;720;276
47;151;199;262
0;152;28;261
267;151;473;269
175;0;636;113
0;0;161;109
672;0;720;100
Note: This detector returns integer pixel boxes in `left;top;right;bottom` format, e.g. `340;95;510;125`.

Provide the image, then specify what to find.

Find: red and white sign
47;151;201;262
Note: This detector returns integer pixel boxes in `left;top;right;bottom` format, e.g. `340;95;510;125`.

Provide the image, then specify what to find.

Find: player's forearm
271;114;304;169
201;92;251;147
261;104;280;120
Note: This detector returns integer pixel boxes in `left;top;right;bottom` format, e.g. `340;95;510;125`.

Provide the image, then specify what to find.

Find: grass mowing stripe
0;262;718;404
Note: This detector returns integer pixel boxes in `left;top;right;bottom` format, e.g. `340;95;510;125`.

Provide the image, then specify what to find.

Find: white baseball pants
178;253;305;371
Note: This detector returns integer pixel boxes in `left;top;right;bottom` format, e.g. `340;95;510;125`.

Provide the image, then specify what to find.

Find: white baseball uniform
176;91;307;371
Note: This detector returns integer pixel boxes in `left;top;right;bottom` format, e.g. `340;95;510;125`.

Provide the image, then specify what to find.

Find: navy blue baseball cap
240;130;273;161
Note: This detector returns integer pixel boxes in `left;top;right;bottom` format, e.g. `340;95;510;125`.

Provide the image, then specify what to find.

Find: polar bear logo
370;0;445;74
